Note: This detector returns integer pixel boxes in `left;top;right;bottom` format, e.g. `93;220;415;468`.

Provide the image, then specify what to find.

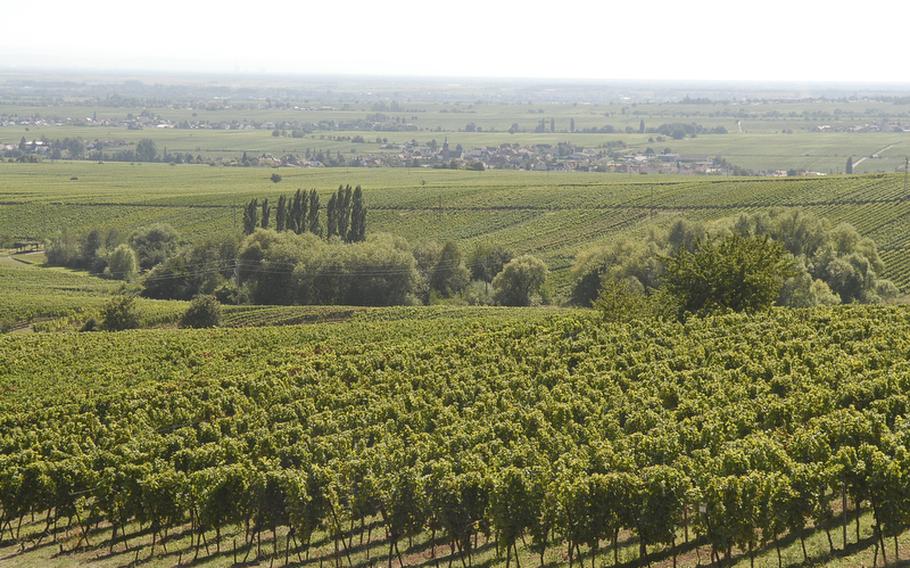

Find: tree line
47;221;548;310
572;209;898;321
243;185;367;244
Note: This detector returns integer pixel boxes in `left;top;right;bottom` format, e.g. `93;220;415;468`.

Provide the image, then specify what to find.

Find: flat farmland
4;93;910;173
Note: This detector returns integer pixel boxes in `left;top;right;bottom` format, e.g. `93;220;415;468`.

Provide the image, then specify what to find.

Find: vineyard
0;257;190;331
3;163;910;293
3;306;910;567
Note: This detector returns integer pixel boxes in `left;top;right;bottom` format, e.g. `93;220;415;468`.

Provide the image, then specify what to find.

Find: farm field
2;162;910;293
3;306;910;567
8;96;910;132
0;250;181;331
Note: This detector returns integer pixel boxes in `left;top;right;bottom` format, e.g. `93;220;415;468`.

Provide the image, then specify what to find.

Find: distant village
2;132;765;175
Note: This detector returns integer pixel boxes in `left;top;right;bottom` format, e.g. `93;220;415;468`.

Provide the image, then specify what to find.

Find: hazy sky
2;0;908;82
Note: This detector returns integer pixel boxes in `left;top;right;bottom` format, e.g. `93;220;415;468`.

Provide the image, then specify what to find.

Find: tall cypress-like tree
348;185;366;242
276;195;287;232
288;190;299;233
338;184;353;240
307;190;321;235
327;193;338;238
287;191;297;233
846;156;854;174
298;189;309;234
242;198;258;235
260;198;270;229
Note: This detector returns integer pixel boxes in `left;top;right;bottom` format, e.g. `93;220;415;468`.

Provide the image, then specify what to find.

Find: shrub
101;295;141;331
180;295;222;329
463;280;495;306
213;282;248;305
595;277;654;322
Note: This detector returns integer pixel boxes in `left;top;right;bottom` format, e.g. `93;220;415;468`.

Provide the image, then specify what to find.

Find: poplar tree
242;198;258;235
298;189;309;234
260;198;270;229
288;190;302;233
275;195;287;232
339;185;353;240
307;190;321;235
348;185;367;242
327;193;338;238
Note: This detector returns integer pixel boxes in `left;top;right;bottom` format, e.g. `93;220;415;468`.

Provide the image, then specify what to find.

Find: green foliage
45;230;81;267
100;295;141;331
571;224;676;306
664;235;796;318
574;210;896;309
238;230;418;306
594;276;674;322
348;185;367;242
260;197;270;229
307;189;321;235
731;209;896;304
105;243;138;281
179;295;222;328
430;241;469;297
46;227;119;272
462;280;495;305
129;223;180;270
80;229;103;267
469;242;513;283
326;192;338;238
275;194;287;232
141;237;238;300
492;255;548;306
243;198;259;235
135;138;157;162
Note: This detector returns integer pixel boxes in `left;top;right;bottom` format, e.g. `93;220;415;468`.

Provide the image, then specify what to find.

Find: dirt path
853;142;899;169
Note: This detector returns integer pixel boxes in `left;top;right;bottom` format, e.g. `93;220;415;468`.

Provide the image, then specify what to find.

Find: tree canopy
573;210;897;310
492;255;548;306
663;235;796;318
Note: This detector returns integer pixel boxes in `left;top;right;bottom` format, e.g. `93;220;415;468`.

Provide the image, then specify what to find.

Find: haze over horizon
3;0;909;84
